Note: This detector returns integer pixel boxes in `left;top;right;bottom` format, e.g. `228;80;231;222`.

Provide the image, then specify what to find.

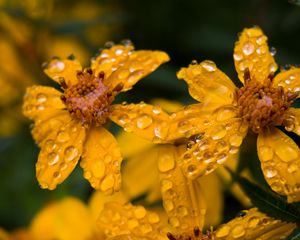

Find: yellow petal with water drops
106;235;152;240
36;120;85;190
30;197;96;240
180;117;248;180
98;202;168;240
272;66;300;97
234;27;277;85
151;98;183;113
122;146;161;204
81;127;122;194
109;103;170;143
0;228;9;240
177;61;236;108
257;127;300;202
92;44;169;92
23;85;65;122
213;208;296;240
284;107;300;136
158;145;206;233
44;58;82;86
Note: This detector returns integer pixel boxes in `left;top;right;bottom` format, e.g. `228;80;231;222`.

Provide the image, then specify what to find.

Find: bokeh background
1;0;300;231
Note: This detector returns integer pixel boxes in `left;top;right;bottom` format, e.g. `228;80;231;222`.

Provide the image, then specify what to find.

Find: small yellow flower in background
99;146;296;240
110;27;300;202
22;42;169;193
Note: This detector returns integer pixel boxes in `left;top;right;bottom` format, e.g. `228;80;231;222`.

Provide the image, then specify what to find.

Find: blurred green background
1;0;300;230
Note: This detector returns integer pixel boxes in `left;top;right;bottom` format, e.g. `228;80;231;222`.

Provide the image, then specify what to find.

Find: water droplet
44;139;56;151
271;182;282;192
53;171;61;179
215;106;237;121
248;217;260;228
104;41;115;49
270;47;277;56
287;163;298;173
136;114;153;129
232;225;245;238
275;145;298;162
187;164;197;175
201;60;217;72
36;93;47;103
84;171;92;179
118;69;130;79
269;63;277;72
229;146;239;154
127;218;138;229
243;42;255;55
57;131;70;143
152;106;161;115
216;153;228;164
265;167;278;178
210;125;226;140
203;151;213;163
91;161;106;178
256;36;266;45
47;152;59;166
233;52;243;61
163;200;174;211
64;146;78;161
148;213;160;223
100;174;115;191
160;179;173;192
134;206;146;219
60;163;68;171
229;134;243;147
140;224;152;234
186;140;195;149
158;154;175;172
177;120;192;134
168;217;179;227
216;225;230;238
50;60;65;72
177;206;188;217
259;146;274;161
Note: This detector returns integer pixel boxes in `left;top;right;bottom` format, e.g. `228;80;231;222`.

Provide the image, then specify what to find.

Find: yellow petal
214;208;296;240
180;117;248;180
36;120;85;190
272;67;300;96
234;27;277;84
44;58;82;86
285;107;300;136
122;146;161;203
257;127;300;202
81;127;122;194
158;145;206;233
30;197;97;240
23;85;65;121
0;228;9;240
98;202;167;240
150;98;183;113
177;61;236;107
106;235;152;240
91;44;169;92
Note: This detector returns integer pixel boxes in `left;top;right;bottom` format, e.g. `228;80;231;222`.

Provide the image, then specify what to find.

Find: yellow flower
22;42;169;193
109;27;300;202
99;146;296;240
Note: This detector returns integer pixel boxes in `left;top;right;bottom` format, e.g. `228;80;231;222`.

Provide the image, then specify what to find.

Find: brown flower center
167;227;213;240
61;69;122;127
236;69;298;133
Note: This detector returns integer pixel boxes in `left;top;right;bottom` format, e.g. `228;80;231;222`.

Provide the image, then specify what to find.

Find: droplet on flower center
61;69;122;126
236;69;297;133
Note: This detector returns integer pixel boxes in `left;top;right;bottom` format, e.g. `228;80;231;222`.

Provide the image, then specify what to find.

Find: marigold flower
22;42;169;193
99;145;296;240
110;27;300;202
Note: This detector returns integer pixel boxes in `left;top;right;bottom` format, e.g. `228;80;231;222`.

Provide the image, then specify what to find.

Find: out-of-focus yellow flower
110;27;300;202
99;146;296;240
22;43;169;193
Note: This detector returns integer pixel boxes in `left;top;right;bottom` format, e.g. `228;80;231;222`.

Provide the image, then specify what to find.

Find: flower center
236;69;297;133
61;69;121;127
167;227;213;240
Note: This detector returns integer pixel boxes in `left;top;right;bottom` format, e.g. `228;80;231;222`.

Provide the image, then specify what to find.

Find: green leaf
287;227;300;240
227;168;300;224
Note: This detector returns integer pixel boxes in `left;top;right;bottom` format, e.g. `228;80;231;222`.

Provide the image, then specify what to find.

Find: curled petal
158;145;206;233
272;67;300;96
177;61;236;107
81;127;123;194
44;58;82;86
214;208;296;240
23;85;65;121
257;128;300;202
36;120;85;190
180;117;248;180
92;44;169;92
234;27;277;84
98;202;167;239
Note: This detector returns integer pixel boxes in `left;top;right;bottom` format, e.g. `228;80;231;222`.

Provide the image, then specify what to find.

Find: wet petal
91;44;169;92
180;117;248;180
257;128;300;202
36;120;85;190
23;85;65;121
98;202;167;240
234;27;277;84
272;67;300;96
177;61;236;107
106;235;152;240
214;208;296;240
158;145;206;233
81;127;122;194
284;107;300;136
44;58;82;86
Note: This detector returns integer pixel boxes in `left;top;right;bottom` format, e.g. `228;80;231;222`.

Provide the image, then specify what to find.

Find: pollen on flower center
236;69;298;133
167;227;213;240
61;69;120;126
